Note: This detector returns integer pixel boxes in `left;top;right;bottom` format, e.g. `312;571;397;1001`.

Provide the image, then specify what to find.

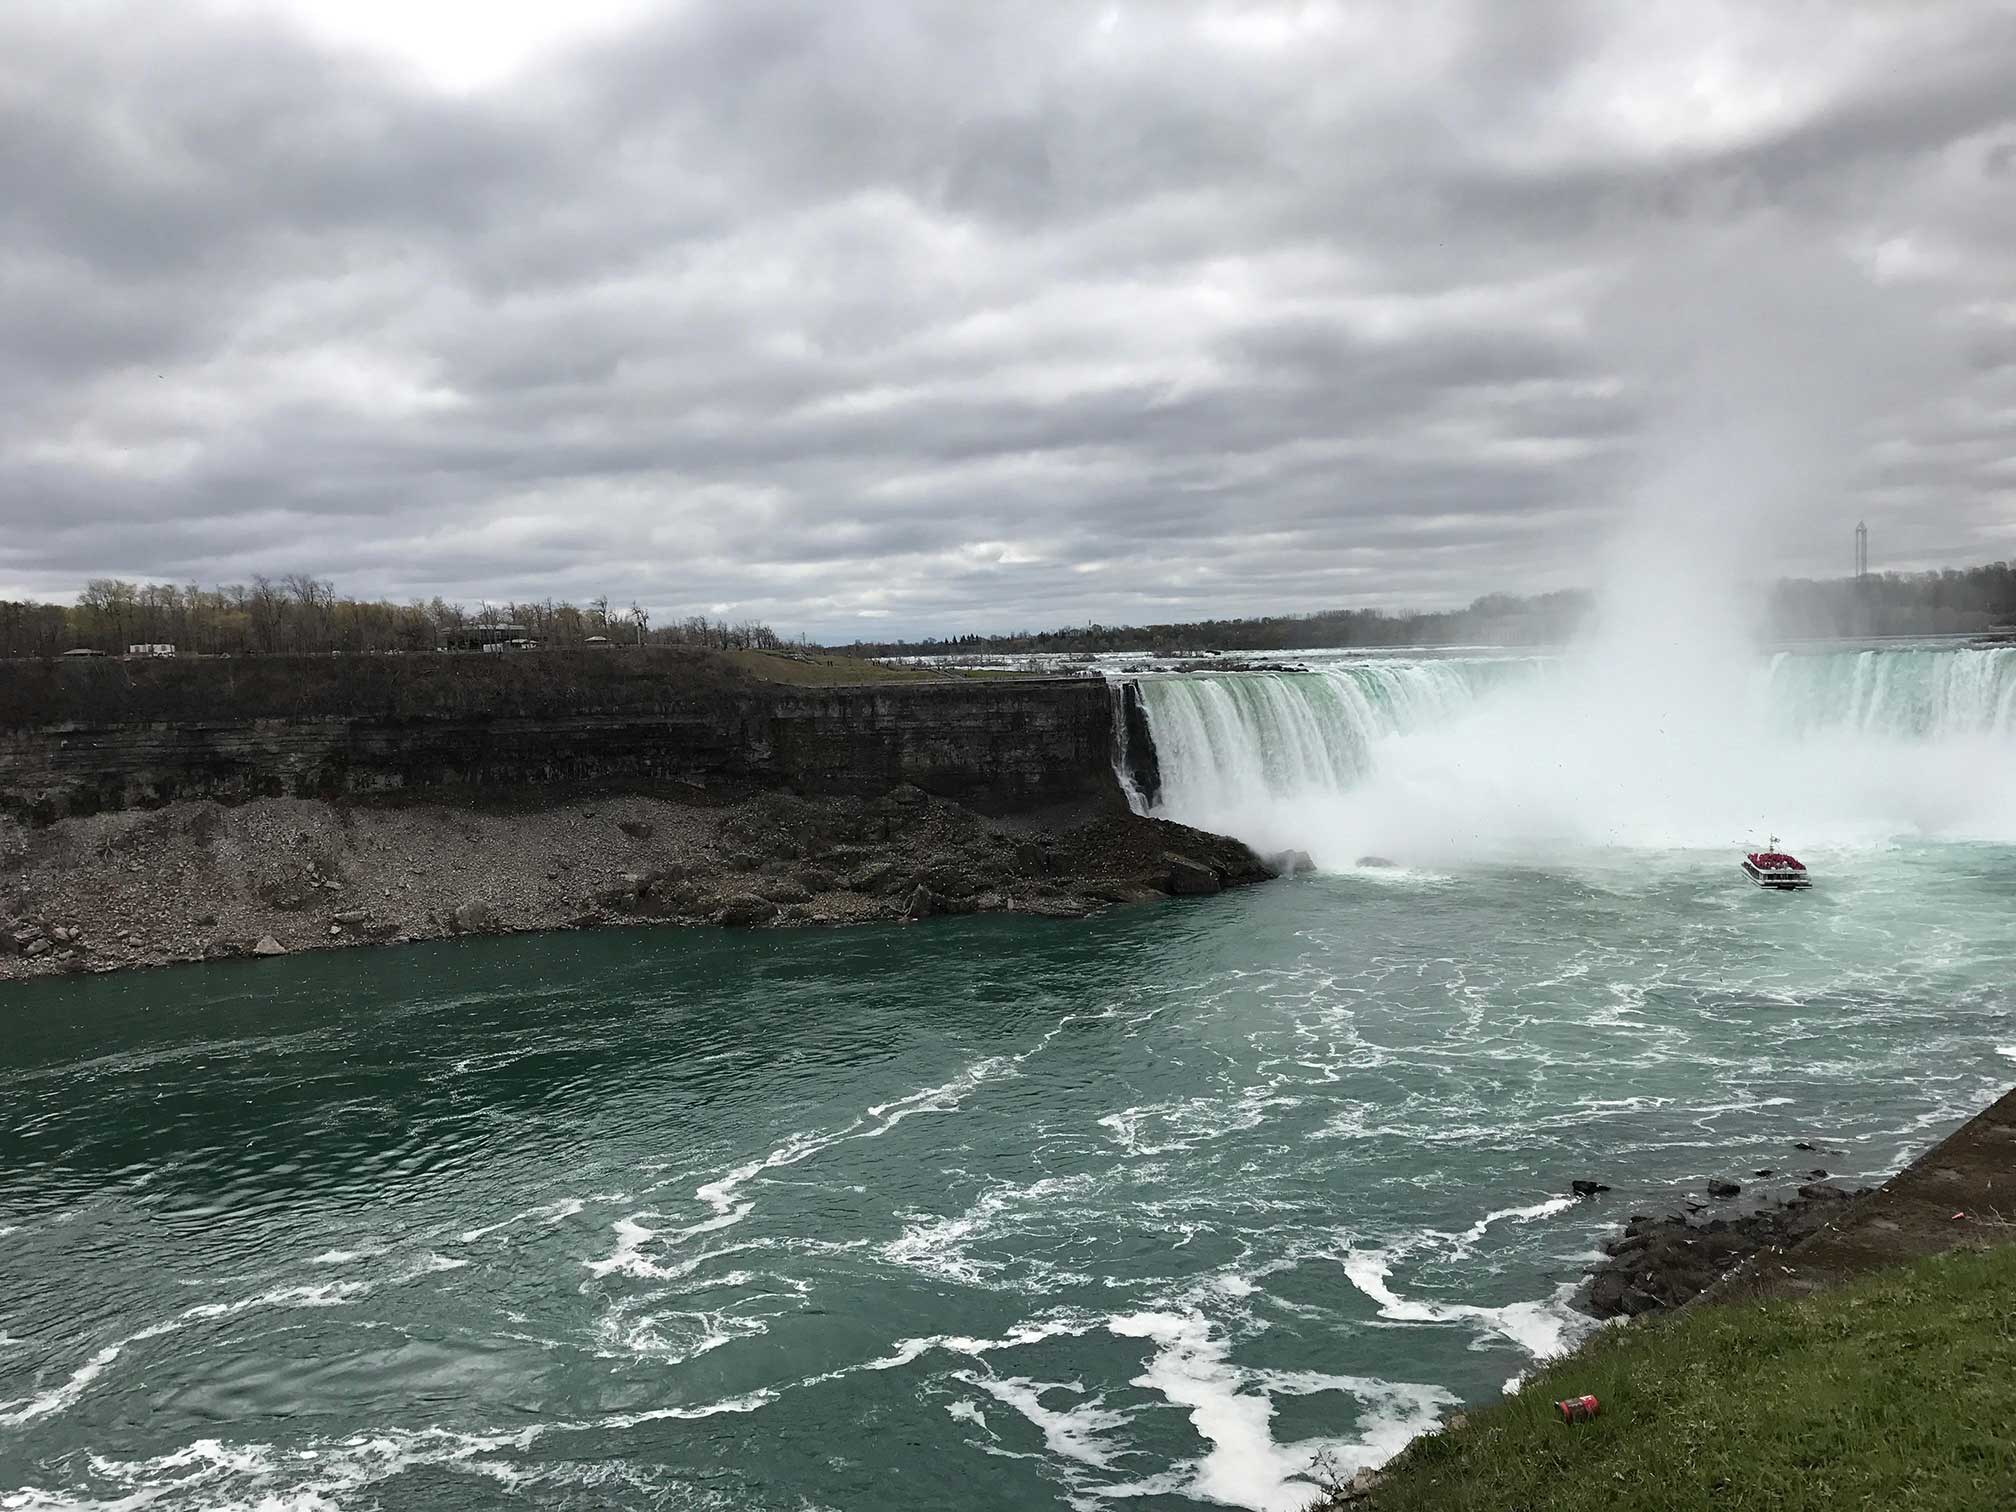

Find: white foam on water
1449;1196;1578;1257
0;1274;399;1429
865;1055;1020;1128
1098;1081;1304;1157
952;1373;1131;1470
591;1055;1027;1285
13;1393;776;1511
800;1315;1103;1388
880;1173;1103;1287
306;1248;378;1266
1340;1250;1591;1362
945;1399;989;1430
595;1389;779;1428
596;1300;772;1364
1106;1310;1456;1512
457;1197;585;1244
583;1214;662;1279
0;1320;181;1429
1997;1045;2016;1063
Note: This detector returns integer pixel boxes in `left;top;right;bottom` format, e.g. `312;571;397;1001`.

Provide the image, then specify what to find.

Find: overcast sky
4;1;2013;639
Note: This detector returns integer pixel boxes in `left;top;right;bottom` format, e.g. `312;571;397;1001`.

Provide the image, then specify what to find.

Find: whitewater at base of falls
1123;644;2016;868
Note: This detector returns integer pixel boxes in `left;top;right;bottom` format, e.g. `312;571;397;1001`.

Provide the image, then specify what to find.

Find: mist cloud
3;1;2012;638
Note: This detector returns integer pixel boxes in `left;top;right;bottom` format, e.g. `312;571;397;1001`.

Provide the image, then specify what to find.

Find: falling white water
1128;645;2016;868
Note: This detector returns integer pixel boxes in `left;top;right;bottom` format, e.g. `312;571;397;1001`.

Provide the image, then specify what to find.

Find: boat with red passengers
1742;838;1811;891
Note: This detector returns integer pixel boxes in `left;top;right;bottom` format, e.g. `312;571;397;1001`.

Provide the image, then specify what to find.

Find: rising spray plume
1131;228;2013;865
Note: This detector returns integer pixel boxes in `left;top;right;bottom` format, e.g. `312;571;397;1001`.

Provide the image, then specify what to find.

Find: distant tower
1854;520;1869;581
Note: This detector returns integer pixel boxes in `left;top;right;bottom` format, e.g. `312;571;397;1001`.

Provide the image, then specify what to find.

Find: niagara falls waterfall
1124;647;2016;867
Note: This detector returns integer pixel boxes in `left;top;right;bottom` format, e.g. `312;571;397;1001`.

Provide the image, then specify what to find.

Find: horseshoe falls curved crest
1130;645;2016;865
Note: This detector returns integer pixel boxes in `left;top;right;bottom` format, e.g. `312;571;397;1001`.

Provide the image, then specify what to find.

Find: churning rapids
5;644;2015;1512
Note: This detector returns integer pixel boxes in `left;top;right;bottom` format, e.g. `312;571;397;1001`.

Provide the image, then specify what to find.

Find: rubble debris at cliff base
0;786;1274;979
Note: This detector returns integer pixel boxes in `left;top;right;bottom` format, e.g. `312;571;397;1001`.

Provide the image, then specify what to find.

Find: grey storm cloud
2;0;2013;638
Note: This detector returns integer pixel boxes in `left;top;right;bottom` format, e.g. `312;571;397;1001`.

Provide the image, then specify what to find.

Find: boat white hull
1742;862;1811;890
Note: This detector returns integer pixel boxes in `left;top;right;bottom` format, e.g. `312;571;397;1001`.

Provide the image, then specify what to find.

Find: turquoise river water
4;644;2015;1511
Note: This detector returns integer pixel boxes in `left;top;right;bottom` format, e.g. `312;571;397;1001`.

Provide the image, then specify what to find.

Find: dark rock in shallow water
1797;1182;1854;1202
1571;1180;1611;1198
1754;1169;1774;1177
1580;1183;1868;1320
1707;1179;1742;1198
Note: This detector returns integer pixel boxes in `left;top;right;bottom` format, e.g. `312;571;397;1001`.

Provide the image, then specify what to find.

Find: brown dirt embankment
1578;1086;2016;1320
0;784;1277;981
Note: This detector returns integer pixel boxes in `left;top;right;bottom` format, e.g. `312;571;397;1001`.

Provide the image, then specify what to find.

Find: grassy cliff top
1340;1241;2016;1512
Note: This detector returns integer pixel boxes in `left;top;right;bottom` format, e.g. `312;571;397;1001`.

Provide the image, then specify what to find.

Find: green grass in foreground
1349;1244;2016;1512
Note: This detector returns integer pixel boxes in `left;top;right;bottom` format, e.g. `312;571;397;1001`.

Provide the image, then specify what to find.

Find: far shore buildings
438;623;534;652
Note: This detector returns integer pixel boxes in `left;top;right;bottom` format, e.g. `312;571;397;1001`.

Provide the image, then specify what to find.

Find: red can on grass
1555;1394;1600;1424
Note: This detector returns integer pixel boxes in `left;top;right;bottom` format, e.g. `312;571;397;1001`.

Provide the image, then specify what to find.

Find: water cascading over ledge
1115;646;2016;864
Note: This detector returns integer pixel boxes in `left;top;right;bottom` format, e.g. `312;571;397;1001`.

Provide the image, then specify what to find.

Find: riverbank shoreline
0;784;1277;982
1323;1083;2016;1508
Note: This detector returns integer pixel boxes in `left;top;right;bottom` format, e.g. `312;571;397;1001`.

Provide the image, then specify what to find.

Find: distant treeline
0;577;786;659
1769;563;2016;640
848;590;1596;657
845;563;2016;657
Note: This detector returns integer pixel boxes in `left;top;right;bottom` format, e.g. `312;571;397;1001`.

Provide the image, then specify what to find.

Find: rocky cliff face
0;670;1120;823
0;655;1287;983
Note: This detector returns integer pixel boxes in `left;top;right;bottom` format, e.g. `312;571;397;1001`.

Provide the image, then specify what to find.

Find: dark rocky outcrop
0;652;1291;980
1581;1183;1869;1319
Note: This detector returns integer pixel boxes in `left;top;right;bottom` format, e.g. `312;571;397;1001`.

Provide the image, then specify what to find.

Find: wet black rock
1580;1184;1872;1320
1707;1179;1742;1198
1571;1180;1611;1198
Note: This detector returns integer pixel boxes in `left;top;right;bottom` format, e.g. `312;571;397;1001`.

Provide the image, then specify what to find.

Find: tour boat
1742;839;1811;891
